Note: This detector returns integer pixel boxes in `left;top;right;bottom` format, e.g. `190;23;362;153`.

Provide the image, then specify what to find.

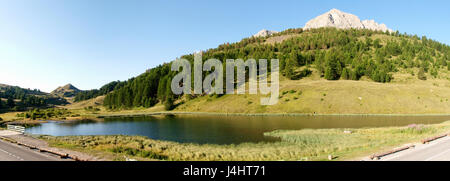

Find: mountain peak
304;9;393;33
51;83;81;97
328;8;342;13
62;83;76;89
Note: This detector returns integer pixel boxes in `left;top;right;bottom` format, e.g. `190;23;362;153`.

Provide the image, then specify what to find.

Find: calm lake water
26;115;450;144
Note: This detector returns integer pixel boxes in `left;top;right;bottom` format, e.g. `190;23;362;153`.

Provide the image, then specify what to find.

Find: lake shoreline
17;110;450;161
5;110;450;125
38;120;450;161
95;111;450;118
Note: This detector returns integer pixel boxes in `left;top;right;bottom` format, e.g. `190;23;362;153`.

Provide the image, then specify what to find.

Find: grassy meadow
175;68;450;114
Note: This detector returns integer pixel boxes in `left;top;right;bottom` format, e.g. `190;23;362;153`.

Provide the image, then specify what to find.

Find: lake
25;114;450;144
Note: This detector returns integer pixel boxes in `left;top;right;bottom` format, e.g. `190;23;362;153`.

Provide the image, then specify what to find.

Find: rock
361;20;391;32
126;158;137;161
253;29;278;37
304;9;393;33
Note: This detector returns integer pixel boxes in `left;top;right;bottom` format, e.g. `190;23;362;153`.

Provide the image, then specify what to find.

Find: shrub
430;68;438;78
85;106;100;112
164;97;175;110
418;68;427;80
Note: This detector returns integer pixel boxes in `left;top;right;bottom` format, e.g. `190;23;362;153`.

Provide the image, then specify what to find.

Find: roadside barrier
370;133;450;160
370;145;415;160
6;125;25;134
421;133;449;144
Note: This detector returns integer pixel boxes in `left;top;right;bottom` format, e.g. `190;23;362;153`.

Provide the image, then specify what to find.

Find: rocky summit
304;9;393;33
253;29;279;37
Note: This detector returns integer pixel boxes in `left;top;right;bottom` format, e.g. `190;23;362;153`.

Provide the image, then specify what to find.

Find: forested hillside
101;27;450;110
74;81;125;102
0;85;68;111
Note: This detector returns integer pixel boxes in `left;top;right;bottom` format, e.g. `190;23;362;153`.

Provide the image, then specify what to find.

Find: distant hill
51;84;81;97
0;84;68;110
0;83;10;88
0;83;47;96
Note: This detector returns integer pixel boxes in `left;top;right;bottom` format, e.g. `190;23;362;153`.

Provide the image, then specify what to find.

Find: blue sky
0;0;449;92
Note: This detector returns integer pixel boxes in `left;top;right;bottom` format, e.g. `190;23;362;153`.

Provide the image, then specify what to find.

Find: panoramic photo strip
1;0;450;179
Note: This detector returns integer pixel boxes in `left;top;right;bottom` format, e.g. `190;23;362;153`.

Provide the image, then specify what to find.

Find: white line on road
0;148;24;161
424;148;450;161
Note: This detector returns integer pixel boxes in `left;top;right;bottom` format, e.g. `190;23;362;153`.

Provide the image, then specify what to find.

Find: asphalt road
381;136;450;161
0;139;62;161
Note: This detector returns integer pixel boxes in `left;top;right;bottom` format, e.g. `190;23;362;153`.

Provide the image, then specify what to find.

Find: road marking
382;154;401;161
0;148;24;161
424;148;450;161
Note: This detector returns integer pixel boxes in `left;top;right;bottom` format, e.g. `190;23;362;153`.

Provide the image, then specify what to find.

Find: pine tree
164;96;175;110
157;76;169;101
373;38;381;48
278;54;285;71
324;53;340;80
6;98;15;108
284;62;295;79
284;53;298;79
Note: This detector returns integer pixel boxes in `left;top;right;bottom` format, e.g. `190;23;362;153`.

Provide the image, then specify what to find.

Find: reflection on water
26;114;450;144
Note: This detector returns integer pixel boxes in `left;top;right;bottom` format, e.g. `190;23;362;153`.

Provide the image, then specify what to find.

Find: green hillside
83;27;449;114
0;84;68;112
